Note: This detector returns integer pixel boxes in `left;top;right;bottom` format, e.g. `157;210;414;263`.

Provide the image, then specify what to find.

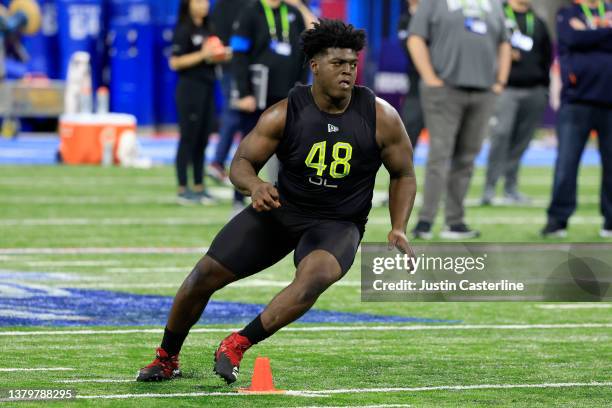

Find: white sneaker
440;223;481;240
600;229;612;238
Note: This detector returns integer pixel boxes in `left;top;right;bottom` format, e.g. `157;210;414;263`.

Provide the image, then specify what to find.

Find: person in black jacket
170;0;230;205
397;0;423;149
207;0;255;186
229;0;309;212
482;0;552;206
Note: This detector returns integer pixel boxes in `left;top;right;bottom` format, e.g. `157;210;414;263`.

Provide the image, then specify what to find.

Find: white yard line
1;323;611;337
0;367;74;372
59;279;361;288
58;379;134;383
286;382;612;395
24;260;122;267
537;304;612;310
0;247;208;255
104;267;193;273
63;382;612;400
299;405;412;408
0;218;223;226
369;216;602;225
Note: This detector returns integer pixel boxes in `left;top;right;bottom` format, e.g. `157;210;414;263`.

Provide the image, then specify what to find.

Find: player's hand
387;230;416;270
251;182;281;212
235;96;257;112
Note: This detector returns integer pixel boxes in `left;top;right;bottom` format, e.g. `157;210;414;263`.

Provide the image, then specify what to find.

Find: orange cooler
59;113;137;164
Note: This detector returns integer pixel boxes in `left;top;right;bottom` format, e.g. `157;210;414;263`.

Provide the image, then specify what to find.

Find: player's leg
137;207;295;382
213;220;361;384
415;84;464;238
482;89;519;205
502;86;547;202
443;90;496;237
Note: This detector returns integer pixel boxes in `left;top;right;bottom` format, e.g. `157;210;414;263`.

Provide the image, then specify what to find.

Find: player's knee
295;256;343;302
185;256;235;293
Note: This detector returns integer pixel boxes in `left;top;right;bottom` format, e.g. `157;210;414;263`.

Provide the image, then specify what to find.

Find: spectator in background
229;0;309;213
207;0;255;185
170;0;231;205
542;0;612;238
397;0;424;149
482;0;552;206
208;0;315;187
408;0;512;239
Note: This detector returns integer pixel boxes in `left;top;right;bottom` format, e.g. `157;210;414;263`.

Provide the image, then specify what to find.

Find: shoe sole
440;231;480;240
176;197;198;206
541;230;567;238
213;345;238;385
136;369;182;382
413;231;433;240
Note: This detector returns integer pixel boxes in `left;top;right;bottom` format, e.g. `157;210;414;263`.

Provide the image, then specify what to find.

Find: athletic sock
239;314;270;345
160;327;188;356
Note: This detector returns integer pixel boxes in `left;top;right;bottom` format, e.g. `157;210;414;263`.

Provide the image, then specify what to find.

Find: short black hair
301;19;366;60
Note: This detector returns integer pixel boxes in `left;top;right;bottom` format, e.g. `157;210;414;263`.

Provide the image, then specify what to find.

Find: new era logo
328;124;339;133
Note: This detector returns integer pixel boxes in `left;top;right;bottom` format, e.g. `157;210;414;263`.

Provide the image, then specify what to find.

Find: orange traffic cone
238;357;285;394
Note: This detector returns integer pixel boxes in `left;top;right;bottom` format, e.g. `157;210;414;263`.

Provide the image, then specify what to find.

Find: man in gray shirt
408;0;512;239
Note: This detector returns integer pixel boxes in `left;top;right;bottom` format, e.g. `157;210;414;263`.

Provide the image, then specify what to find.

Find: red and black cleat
136;347;181;382
213;332;252;384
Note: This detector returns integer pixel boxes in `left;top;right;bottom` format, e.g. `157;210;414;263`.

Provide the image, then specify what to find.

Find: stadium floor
0;157;610;406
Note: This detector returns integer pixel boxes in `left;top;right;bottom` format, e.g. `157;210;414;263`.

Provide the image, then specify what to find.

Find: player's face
190;0;209;19
314;48;359;99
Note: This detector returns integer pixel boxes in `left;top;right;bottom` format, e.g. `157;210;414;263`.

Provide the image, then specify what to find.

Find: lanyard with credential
580;1;606;28
261;0;290;43
505;5;534;37
460;0;486;18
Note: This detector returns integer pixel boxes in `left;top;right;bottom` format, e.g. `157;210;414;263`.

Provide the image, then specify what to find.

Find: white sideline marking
368;216;602;226
537;304;612;310
289;382;612;395
0;247;208;255
74;391;322;399
0;367;74;372
302;405;411;408
66;382;612;400
60;279;361;289
0;218;223;226
59;379;133;384
104;267;192;274
2;323;611;337
25;260;122;267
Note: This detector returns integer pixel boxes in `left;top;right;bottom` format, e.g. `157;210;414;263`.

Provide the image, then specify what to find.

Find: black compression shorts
206;205;364;278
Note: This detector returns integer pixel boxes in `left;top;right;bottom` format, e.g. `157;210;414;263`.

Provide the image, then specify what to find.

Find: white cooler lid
60;113;137;126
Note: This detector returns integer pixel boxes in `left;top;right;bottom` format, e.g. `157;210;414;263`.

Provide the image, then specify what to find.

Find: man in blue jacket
542;0;612;238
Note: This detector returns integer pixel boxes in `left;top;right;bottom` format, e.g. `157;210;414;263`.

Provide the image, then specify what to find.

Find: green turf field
0;165;610;407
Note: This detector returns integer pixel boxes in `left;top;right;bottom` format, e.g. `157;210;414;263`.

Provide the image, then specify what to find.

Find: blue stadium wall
4;0;410;126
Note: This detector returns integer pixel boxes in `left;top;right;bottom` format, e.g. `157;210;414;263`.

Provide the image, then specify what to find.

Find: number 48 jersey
276;85;383;225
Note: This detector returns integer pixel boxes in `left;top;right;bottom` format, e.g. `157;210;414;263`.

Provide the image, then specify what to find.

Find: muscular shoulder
257;99;289;140
375;97;403;147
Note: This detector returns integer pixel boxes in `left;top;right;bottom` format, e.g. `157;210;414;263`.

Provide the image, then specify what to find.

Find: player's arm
376;98;417;255
229;100;287;211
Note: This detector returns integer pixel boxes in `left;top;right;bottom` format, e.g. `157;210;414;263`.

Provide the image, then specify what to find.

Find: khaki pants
418;83;497;225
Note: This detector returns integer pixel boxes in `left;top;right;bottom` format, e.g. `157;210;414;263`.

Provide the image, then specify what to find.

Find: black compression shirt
276;85;382;225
